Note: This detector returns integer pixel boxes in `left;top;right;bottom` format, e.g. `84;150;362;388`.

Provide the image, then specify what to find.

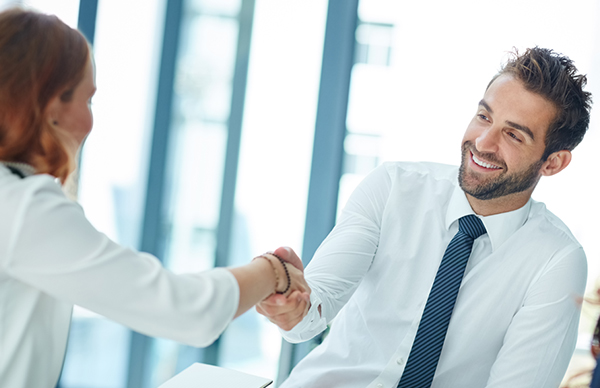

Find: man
258;47;593;388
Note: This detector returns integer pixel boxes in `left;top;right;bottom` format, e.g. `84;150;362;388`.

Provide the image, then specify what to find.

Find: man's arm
485;246;587;387
256;163;394;338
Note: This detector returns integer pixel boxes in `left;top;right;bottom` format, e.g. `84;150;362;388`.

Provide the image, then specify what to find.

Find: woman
591;318;600;387
0;7;309;387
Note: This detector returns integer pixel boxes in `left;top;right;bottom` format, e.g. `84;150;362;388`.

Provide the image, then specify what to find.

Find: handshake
255;247;312;331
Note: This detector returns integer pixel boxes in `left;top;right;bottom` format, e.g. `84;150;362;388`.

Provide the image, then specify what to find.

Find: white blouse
0;165;239;387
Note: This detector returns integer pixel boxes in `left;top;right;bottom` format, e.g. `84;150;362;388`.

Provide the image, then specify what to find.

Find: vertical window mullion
127;0;184;387
277;0;359;384
202;0;257;366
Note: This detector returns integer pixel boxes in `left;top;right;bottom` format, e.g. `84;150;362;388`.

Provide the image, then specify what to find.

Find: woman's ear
45;95;62;127
540;150;572;177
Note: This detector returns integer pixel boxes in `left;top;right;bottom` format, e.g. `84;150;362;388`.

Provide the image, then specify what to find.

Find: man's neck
466;189;534;216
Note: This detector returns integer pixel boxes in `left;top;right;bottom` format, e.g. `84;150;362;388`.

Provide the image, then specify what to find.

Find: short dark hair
489;47;592;160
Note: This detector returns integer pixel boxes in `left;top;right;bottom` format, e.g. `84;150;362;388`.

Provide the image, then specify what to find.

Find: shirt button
376;384;384;388
396;357;404;365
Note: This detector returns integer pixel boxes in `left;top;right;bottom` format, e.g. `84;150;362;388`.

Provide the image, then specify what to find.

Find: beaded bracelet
271;253;291;295
253;253;291;294
254;256;279;293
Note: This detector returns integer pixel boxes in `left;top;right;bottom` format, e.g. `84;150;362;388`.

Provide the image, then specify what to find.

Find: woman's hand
256;247;312;331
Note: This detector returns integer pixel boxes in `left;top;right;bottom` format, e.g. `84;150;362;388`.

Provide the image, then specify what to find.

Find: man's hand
273;246;304;271
256;247;312;331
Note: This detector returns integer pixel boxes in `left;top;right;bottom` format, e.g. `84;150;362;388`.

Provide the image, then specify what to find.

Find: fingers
256;290;310;331
273;246;304;271
285;263;310;295
253;247;311;331
256;303;308;331
260;252;309;295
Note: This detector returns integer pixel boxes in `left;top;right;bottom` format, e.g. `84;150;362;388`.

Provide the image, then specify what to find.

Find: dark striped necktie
397;214;487;388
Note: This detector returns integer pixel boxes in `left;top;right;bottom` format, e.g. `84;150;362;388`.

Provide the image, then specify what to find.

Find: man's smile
470;151;502;171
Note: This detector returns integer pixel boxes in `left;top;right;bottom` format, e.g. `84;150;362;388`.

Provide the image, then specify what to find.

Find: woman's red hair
0;7;89;183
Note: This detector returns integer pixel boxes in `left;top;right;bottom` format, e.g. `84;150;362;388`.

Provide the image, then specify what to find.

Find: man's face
459;74;557;200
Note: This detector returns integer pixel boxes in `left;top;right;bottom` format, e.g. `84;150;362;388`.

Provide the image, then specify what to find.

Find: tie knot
458;215;487;240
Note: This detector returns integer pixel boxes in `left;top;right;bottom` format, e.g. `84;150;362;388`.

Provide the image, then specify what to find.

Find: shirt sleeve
485;245;587;388
281;163;393;342
2;177;239;348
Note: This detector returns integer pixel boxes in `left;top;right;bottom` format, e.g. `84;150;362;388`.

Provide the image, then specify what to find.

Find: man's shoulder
527;200;582;248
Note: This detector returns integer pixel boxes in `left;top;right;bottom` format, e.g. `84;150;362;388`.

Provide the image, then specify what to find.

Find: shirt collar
0;161;36;177
445;184;531;252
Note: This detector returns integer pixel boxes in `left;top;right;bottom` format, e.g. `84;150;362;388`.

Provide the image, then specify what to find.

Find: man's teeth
473;154;501;169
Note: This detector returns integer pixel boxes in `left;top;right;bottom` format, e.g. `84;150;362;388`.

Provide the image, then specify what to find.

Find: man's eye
478;114;489;121
508;132;522;142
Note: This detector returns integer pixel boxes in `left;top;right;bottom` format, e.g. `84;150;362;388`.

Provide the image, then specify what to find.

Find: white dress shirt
0;165;240;388
281;162;586;388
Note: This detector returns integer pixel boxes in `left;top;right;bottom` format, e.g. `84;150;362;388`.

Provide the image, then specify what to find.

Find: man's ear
540;150;572;177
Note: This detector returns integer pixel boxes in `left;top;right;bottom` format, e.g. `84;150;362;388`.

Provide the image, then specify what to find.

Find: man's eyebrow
505;120;535;140
479;99;493;113
479;99;535;141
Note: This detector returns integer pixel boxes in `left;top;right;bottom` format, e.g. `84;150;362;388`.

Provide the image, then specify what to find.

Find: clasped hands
256;247;311;331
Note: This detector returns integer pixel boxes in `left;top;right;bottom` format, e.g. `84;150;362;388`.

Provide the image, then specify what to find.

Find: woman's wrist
253;253;290;295
271;254;291;294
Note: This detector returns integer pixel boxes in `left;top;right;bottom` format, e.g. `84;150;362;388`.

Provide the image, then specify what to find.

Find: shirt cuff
280;289;328;343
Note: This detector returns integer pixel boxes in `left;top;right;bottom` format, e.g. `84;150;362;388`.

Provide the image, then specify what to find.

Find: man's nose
475;127;500;154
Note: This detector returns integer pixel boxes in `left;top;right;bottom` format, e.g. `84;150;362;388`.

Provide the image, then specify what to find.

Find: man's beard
458;141;544;200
